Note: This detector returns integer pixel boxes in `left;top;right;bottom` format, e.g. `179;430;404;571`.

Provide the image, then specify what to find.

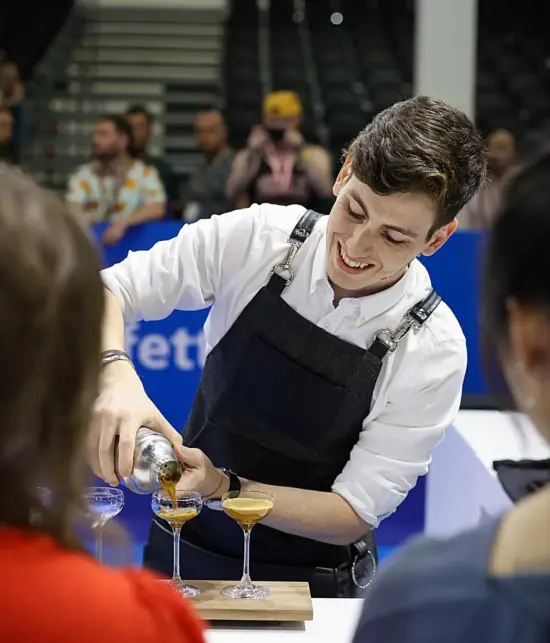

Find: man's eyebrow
349;190;418;239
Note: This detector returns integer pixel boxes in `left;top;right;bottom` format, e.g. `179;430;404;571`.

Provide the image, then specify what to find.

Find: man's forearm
67;202;102;226
222;477;371;545
126;203;165;227
102;288;126;352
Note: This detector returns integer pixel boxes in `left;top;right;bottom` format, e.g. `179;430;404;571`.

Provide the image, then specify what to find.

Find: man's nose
347;224;374;257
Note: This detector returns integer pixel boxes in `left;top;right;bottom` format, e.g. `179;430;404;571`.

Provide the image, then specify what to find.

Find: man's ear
422;219;457;257
333;155;352;197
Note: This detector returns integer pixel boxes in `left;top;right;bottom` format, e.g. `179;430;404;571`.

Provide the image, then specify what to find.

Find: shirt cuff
331;483;383;529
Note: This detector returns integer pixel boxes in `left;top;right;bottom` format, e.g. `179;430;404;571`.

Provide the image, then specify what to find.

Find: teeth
340;244;369;269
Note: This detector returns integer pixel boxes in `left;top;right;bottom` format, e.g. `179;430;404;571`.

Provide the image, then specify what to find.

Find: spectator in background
125;105;179;214
226;90;333;210
460;128;518;229
0;60;25;163
0;106;14;164
181;108;237;222
66;115;166;246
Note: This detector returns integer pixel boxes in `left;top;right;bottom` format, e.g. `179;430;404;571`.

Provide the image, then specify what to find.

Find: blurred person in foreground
66;114;166;246
92;97;486;597
354;151;550;643
0;106;14;163
0;164;204;643
181;108;237;222
226;90;333;209
125;105;179;214
460;128;517;229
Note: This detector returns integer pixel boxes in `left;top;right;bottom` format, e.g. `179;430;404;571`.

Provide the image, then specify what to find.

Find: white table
426;410;550;537
206;598;363;643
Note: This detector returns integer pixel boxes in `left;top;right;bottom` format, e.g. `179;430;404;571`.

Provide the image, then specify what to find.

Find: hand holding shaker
115;427;183;494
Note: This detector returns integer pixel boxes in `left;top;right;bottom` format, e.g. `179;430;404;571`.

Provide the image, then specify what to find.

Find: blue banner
94;222;485;550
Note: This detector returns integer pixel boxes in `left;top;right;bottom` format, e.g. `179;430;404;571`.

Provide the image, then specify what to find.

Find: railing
24;0;100;190
295;0;329;147
257;0;273;94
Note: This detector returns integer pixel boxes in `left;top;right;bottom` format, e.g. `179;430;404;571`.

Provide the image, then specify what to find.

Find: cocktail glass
151;489;203;598
84;487;125;562
221;490;274;599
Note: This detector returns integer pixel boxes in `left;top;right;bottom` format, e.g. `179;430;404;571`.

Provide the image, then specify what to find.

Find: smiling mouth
336;241;373;273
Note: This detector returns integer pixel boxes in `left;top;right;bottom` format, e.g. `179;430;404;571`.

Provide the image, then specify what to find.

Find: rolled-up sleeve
332;337;467;527
101;205;261;324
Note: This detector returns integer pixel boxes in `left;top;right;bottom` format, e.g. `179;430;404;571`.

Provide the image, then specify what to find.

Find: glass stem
95;526;103;562
172;526;182;583
241;527;253;586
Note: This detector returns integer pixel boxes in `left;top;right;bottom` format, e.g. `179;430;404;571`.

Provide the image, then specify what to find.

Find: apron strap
368;289;442;360
267;210;324;295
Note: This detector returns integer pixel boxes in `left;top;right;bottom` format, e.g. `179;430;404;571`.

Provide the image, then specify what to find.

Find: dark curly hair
347;96;487;234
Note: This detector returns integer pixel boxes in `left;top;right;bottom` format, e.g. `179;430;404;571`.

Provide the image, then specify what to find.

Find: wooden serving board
190;580;313;622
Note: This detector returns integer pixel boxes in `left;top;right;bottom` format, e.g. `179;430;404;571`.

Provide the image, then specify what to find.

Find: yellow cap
263;91;303;118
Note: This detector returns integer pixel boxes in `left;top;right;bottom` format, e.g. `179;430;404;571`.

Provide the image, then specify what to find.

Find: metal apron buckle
350;547;377;590
374;313;420;353
270;240;301;286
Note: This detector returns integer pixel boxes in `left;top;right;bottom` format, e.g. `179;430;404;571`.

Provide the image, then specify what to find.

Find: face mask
266;127;285;143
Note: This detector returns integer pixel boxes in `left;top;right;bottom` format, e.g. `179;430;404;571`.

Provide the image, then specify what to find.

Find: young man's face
326;160;456;298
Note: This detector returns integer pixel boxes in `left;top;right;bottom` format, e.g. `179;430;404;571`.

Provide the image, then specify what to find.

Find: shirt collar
310;226;419;319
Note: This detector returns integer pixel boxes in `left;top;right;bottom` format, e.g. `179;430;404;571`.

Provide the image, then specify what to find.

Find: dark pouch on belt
493;459;550;502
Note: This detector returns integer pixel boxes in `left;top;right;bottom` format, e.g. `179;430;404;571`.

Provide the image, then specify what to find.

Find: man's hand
89;361;183;485
175;446;228;498
247;125;268;151
102;219;128;246
283;128;305;151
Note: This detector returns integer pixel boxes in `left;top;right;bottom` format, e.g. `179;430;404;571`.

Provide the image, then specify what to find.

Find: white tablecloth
206;598;363;643
426;410;550;537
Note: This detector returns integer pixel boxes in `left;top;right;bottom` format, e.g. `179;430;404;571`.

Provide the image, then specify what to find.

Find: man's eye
383;232;407;246
347;207;363;220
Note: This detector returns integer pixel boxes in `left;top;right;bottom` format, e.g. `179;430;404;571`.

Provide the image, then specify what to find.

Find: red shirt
0;528;205;643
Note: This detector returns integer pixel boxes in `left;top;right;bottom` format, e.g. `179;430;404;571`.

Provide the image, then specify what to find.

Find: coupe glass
221;490;274;599
151;489;203;598
84;487;125;562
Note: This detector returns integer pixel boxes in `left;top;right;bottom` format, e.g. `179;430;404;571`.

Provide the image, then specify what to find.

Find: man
94;96;486;597
0;106;14;163
66;115;166;246
226;90;334;210
459;128;517;229
125;105;179;214
181;108;237;222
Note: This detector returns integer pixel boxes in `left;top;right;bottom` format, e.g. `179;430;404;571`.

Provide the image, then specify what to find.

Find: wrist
100;356;140;384
204;468;229;500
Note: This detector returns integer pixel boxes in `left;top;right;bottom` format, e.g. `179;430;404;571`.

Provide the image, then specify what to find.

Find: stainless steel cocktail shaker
115;427;182;494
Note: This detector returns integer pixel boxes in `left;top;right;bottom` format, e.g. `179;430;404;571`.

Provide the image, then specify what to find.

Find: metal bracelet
100;349;136;371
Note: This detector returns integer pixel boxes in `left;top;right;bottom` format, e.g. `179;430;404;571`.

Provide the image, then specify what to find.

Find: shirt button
322;323;330;331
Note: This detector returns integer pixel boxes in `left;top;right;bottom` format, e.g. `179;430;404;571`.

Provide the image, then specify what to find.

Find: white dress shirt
102;203;467;527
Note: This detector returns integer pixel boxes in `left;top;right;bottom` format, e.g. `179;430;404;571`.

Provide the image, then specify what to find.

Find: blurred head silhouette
0;164;104;548
483;149;550;443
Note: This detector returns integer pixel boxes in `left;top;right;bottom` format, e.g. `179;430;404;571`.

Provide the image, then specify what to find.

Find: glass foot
221;583;270;600
161;578;201;598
